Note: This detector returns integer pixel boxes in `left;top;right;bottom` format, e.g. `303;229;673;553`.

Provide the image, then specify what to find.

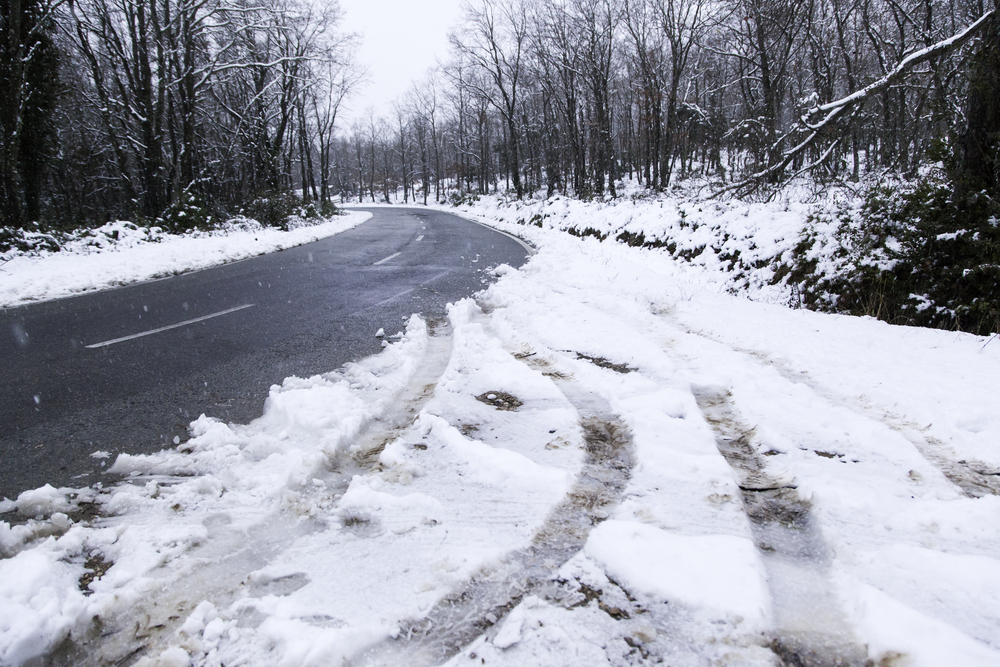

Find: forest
1;0;998;330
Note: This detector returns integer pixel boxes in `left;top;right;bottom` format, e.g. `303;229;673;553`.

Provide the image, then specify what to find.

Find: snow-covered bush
157;193;214;233
0;226;64;254
240;193;340;230
239;191;299;230
776;175;1000;335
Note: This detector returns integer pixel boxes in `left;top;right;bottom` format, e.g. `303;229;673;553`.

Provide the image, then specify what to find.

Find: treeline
1;0;360;231
1;0;997;230
332;0;997;208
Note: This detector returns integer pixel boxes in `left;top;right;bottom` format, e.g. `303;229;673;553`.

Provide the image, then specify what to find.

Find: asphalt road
0;208;530;501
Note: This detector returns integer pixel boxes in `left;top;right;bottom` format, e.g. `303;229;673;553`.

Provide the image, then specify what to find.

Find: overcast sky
337;0;464;126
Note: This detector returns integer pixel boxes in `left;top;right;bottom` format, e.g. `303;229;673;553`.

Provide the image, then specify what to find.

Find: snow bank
444;190;830;305
0;212;371;307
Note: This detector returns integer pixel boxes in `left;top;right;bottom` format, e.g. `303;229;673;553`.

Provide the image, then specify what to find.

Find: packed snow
2;196;999;666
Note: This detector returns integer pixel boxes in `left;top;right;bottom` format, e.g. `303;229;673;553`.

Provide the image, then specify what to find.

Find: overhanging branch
713;9;995;198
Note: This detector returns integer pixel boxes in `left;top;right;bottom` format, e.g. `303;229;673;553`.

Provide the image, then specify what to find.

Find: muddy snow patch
574;352;635;374
475;391;523;411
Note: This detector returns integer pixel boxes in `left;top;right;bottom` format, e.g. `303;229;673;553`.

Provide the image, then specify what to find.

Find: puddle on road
694;387;870;667
354;356;634;667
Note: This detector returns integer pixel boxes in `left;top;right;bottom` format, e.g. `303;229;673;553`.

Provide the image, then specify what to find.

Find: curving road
0;208;530;500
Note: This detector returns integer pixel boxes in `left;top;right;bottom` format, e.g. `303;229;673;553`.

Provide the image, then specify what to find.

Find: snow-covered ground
2;199;999;666
445;187;834;306
0;212;372;307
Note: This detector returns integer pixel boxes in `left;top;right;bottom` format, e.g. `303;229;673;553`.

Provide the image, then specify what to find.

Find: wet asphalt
0;208;530;500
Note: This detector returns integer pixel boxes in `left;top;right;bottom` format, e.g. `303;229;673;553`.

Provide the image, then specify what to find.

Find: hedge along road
0;208;531;501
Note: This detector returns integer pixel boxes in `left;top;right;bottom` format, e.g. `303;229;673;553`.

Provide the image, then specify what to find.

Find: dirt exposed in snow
574;352;635;374
76;554;112;595
474;391;524;411
890;432;1000;499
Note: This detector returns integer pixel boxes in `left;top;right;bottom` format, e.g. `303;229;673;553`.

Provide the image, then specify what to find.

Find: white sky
337;0;464;126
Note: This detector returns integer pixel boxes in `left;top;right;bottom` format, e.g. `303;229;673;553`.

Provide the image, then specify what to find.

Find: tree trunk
2;0;57;225
506;113;522;198
953;9;1000;203
1;0;26;226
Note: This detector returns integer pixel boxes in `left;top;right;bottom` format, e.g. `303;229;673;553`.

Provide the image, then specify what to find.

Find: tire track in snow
681;326;1000;499
341;318;454;472
694;387;870;667
46;320;456;667
353;349;633;667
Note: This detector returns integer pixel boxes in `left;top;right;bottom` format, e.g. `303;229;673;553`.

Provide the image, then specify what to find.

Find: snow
585;521;769;624
10;485;78;519
0;213;371;307
2;195;1000;665
0;548;90;665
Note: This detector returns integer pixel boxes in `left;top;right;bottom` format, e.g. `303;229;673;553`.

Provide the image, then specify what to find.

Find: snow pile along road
2;208;1000;666
447;189;827;305
0;212;371;307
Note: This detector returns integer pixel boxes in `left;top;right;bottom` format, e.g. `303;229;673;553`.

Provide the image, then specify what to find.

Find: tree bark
953;8;999;203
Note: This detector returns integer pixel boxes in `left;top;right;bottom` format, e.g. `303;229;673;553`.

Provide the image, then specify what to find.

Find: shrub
0;226;63;253
448;192;480;206
781;175;1000;335
318;199;339;217
241;192;299;230
157;193;214;233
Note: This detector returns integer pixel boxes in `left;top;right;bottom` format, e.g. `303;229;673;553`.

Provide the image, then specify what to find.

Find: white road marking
85;304;254;349
373;252;401;266
416;235;424;242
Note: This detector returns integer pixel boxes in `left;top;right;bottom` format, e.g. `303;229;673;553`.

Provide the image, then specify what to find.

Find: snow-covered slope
2;204;999;666
446;190;823;305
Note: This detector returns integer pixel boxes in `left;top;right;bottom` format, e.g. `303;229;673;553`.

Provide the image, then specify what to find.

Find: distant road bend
0;208;531;500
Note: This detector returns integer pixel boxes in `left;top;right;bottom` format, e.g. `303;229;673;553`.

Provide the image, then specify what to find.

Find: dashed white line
416;235;424;242
85;304;254;349
373;252;401;266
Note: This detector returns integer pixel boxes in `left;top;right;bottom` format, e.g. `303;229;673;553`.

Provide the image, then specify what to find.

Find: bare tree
652;0;709;185
715;7;996;196
452;0;529;198
312;42;364;205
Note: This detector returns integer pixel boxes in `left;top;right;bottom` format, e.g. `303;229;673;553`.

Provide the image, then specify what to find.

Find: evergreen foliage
784;174;1000;335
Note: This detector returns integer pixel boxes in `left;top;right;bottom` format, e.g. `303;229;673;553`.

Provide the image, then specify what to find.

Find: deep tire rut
681;326;1000;499
353;348;634;667
694;387;870;667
